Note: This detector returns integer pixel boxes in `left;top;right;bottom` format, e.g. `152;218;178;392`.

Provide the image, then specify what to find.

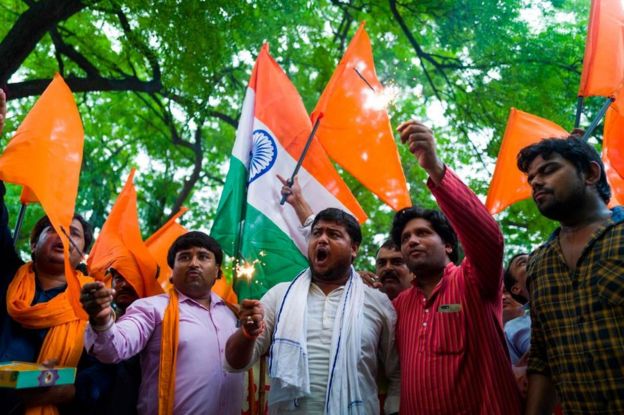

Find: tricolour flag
211;44;366;300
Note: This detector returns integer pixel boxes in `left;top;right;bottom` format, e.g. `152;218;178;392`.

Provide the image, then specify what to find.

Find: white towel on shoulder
268;267;365;414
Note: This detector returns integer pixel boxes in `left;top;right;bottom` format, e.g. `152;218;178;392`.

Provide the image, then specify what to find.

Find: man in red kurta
391;120;521;414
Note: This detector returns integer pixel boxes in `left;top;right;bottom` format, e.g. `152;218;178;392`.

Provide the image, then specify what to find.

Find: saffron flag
211;44;366;300
0;74;85;317
578;0;624;98
486;108;568;214
312;22;411;211
145;207;188;289
88;169;162;298
602;106;624;205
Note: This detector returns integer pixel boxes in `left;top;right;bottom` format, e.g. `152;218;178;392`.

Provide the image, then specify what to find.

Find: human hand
277;174;302;206
80;282;114;327
359;270;382;289
239;299;265;338
397;120;445;183
512;364;528;399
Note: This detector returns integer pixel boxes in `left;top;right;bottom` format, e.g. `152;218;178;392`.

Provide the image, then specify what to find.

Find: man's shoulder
124;293;170;314
260;282;291;305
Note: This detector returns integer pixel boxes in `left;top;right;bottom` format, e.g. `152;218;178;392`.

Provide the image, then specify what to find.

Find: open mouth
315;247;329;264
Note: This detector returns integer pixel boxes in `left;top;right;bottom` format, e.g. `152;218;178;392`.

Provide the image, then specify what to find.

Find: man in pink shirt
391;120;521;414
80;232;244;415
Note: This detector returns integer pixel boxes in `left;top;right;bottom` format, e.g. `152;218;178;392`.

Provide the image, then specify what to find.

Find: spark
363;82;402;111
236;259;260;281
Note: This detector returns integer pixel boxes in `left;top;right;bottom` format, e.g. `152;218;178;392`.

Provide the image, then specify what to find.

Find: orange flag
578;0;624;98
212;275;238;305
602;105;624;206
87;169;162;298
145;209;238;303
145;207;188;290
0;74;85;317
312;22;411;211
486;108;568;214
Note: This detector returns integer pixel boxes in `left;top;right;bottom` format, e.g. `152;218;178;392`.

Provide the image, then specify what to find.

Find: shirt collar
175;289;225;310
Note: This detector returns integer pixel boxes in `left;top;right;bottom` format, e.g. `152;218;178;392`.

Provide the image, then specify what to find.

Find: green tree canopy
0;0;599;270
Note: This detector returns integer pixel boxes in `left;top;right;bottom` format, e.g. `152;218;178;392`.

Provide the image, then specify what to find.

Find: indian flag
211;44;366;300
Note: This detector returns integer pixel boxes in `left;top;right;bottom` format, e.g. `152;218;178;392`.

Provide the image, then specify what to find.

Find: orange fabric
485;108;568;214
0;74;85;318
20;186;37;204
7;263;92;415
251;44;367;223
158;287;179;415
578;0;624;97
312;22;411;211
145;208;188;290
211;276;238;305
602;106;624;206
88;169;162;298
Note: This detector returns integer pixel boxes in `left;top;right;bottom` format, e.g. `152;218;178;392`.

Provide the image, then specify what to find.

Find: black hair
376;239;399;257
517;137;611;204
30;214;94;249
390;206;459;263
167;231;223;269
504;252;529;304
311;208;362;245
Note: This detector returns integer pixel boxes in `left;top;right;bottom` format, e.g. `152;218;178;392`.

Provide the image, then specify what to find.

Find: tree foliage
0;0;596;269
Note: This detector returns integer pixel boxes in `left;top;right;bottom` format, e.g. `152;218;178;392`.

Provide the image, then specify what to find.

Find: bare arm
225;299;265;370
278;174;314;225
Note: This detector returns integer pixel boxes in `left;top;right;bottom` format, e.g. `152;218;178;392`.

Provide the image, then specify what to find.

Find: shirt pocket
432;310;466;354
595;260;624;306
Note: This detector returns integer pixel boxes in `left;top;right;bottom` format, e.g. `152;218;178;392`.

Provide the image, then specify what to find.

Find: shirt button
422;322;427;327
425;309;429;313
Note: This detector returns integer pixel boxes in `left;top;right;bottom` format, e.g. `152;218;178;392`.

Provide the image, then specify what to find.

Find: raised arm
398;120;503;299
277;174;314;226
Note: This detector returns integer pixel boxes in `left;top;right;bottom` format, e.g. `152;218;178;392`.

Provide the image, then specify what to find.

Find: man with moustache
390;120;521;414
225;208;400;414
360;239;413;301
518;137;624;414
80;232;244;415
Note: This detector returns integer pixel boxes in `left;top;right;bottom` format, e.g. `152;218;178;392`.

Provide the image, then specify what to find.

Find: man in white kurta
224;208;400;414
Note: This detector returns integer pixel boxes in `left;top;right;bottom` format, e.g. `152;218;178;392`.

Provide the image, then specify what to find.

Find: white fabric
267;267;364;414
224;269;401;414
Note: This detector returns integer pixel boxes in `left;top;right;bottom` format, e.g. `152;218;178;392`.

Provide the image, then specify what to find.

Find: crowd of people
0;87;623;415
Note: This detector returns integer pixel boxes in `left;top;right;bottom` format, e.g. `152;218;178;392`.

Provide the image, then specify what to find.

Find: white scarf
268;267;365;414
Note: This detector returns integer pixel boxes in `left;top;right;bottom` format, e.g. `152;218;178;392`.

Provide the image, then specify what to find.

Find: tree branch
0;0;90;85
6;75;163;99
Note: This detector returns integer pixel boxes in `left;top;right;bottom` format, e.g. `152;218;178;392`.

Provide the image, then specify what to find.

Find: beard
537;181;586;221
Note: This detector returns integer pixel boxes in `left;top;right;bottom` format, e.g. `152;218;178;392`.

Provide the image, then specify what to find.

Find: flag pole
279;113;324;205
574;96;584;129
581;97;613;141
13;203;27;246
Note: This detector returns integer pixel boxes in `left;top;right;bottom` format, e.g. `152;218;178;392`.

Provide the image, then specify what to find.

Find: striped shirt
527;207;624;414
393;168;521;415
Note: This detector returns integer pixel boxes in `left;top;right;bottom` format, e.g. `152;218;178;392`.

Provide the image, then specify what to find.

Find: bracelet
90;311;115;333
241;321;265;340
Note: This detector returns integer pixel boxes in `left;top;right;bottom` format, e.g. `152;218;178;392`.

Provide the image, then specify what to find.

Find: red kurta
393;168;521;414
